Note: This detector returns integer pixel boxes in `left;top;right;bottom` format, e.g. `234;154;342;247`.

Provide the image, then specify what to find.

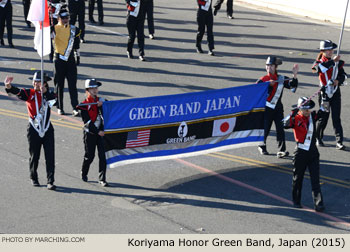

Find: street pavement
0;0;349;234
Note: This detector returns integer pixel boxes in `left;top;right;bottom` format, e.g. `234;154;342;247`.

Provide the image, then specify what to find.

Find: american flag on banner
126;130;151;148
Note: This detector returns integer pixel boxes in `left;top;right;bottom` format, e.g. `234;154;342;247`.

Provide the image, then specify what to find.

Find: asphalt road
0;0;349;234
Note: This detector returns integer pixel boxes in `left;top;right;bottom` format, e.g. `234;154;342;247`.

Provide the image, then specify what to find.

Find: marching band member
0;0;14;47
4;72;57;190
312;40;346;150
256;56;299;158
53;8;81;116
283;97;325;212
77;79;108;187
196;0;215;55
125;0;146;61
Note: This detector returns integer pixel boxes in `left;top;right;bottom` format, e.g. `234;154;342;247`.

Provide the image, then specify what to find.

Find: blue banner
103;83;268;168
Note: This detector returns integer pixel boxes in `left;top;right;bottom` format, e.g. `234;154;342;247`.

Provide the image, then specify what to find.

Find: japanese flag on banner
27;0;51;57
212;117;236;137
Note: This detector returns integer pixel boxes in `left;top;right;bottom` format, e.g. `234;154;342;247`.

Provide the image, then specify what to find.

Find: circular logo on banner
178;122;188;138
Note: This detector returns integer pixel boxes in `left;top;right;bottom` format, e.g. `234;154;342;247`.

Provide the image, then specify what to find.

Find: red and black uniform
77;95;106;182
257;73;298;152
126;0;146;57
312;56;346;145
284;110;324;209
5;85;56;185
196;0;214;51
0;0;13;46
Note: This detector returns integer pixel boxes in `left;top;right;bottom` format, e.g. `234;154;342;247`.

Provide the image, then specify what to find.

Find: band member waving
4;72;57;190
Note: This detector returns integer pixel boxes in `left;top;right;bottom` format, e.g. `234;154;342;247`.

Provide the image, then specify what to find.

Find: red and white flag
212;117;236;137
27;0;51;57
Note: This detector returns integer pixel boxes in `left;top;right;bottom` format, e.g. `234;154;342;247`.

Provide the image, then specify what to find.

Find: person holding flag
76;79;109;187
312;40;347;150
256;56;299;158
0;0;14;48
283;97;325;212
4;73;57;190
52;8;81;116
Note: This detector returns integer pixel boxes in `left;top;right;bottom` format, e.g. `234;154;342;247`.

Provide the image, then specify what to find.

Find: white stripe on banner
106;129;264;168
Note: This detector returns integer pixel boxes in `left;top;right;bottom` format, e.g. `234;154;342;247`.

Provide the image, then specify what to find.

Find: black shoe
26;22;31;28
314;205;325;212
196;47;204;53
98;21;104;26
31;179;40;187
316;139;325;147
139;55;146;61
80;39;86;43
9;43;14;48
208;50;215;56
227;15;234;19
293;202;302;208
1;39;4;46
258;145;269;155
47;183;56;190
99;181;109;187
277;151;289;158
89;18;96;24
336;143;346;150
81;173;88;182
127;51;134;59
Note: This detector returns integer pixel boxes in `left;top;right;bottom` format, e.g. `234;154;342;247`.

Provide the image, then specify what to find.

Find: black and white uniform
5;85;56;184
284;110;324;208
68;0;85;40
313;55;346;145
126;0;146;57
53;23;81;112
257;73;298;152
0;0;13;45
196;0;214;51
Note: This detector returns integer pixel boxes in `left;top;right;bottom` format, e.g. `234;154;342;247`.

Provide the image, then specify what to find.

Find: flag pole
335;0;349;56
40;0;45;135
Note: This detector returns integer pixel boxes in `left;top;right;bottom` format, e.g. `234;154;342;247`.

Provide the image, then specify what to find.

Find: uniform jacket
77;95;104;134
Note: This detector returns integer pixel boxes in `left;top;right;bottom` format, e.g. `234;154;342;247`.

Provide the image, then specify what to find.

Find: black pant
262;105;286;152
54;55;78;111
126;15;145;56
88;0;104;22
196;9;214;50
27;123;55;184
316;88;343;144
82;132;106;182
22;0;31;25
144;0;154;35
214;0;233;16
0;2;13;44
292;148;323;207
69;1;85;39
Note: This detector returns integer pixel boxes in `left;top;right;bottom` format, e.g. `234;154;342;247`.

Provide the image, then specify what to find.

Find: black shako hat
30;71;52;82
266;56;282;65
297;97;315;110
319;40;337;50
59;8;69;18
85;79;102;89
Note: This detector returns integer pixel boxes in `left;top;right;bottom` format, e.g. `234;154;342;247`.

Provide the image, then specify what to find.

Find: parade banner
103;83;269;168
